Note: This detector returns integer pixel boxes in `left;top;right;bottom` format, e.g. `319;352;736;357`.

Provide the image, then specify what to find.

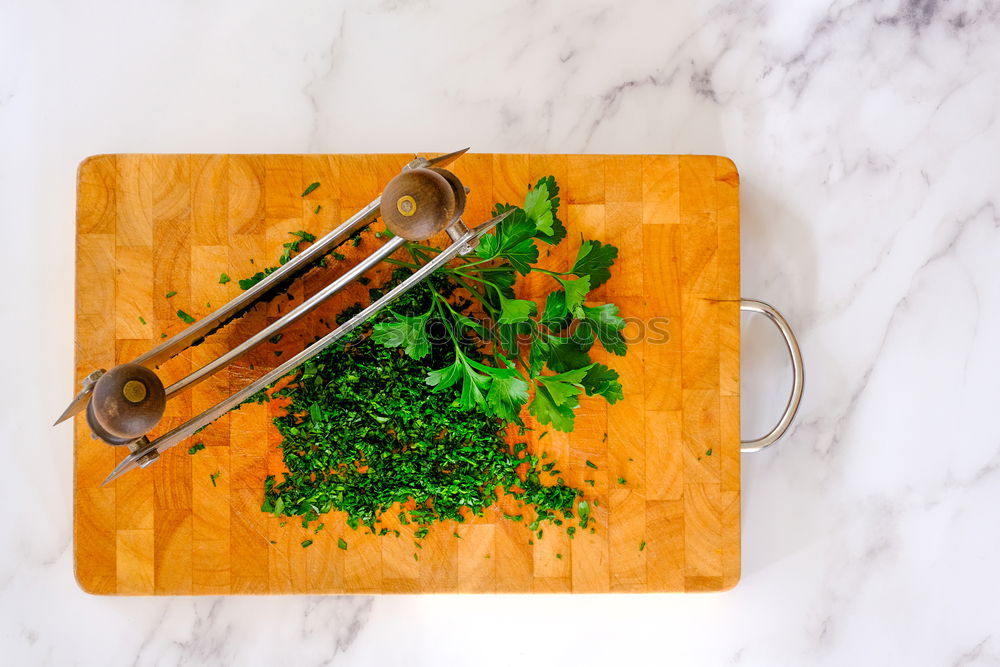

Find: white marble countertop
3;0;1000;664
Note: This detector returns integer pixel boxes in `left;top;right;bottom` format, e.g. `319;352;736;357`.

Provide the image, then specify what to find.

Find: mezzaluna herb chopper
54;148;516;485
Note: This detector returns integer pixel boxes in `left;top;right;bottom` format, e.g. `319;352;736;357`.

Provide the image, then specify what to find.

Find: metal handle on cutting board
740;299;804;453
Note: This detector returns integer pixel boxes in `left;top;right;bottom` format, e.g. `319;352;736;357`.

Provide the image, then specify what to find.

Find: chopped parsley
187;442;205;455
176;310;196;324
301;182;320;197
242;176;629;541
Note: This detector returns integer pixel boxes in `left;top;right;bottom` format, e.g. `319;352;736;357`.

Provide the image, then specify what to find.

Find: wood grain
73;153;740;594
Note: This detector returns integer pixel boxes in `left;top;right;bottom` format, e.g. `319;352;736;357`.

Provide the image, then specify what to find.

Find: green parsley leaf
301;539;313;548
706;448;713;456
176;310;196;324
571;240;618;289
301;182;320;196
578;303;627;356
165;291;177;298
314;204;321;214
338;538;348;550
581;363;624;404
536;367;589;405
484;369;530;423
210;471;220;487
498;295;537;324
524;181;555;236
373;312;431;359
426;356;491;410
559;275;591;316
188;442;205;455
640;541;646;551
585;460;598;469
529;368;587;432
218;273;230;284
138;316;146;325
476;207;538;275
543;335;592;373
530;176;567;245
540;290;570;331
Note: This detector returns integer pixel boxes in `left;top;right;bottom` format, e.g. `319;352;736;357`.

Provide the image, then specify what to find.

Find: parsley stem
532;267;571;278
383;258;421;269
405;243;444;254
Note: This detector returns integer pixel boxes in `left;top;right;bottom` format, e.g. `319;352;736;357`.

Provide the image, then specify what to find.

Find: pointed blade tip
426;147;470;168
53;409;75;426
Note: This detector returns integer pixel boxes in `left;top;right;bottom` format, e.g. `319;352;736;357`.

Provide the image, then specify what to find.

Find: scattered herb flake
188;443;205;455
218;273;230;284
338;538;348;550
176;310;196;324
314;204;321;214
165;291;177;298
301;182;320;197
639;540;646;551
210;471;220;487
585;460;598;469
617;477;626;485
706;448;713;456
301;539;313;548
138;316;146;325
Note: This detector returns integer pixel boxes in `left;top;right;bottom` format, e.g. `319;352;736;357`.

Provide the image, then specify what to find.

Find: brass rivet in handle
122;380;148;404
396;195;417;217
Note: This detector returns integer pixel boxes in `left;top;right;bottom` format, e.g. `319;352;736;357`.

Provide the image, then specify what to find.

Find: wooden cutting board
73;153;740;594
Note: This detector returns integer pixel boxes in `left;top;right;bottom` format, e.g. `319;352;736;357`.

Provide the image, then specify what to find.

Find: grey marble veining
2;0;1000;664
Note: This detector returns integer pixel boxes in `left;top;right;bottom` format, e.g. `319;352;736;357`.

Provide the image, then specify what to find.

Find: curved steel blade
423;147;469;168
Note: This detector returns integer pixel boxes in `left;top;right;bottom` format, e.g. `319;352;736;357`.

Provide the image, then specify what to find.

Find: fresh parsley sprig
372;176;626;432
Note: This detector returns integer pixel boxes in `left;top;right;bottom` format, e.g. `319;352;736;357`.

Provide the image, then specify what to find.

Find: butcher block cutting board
73;153;740;594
